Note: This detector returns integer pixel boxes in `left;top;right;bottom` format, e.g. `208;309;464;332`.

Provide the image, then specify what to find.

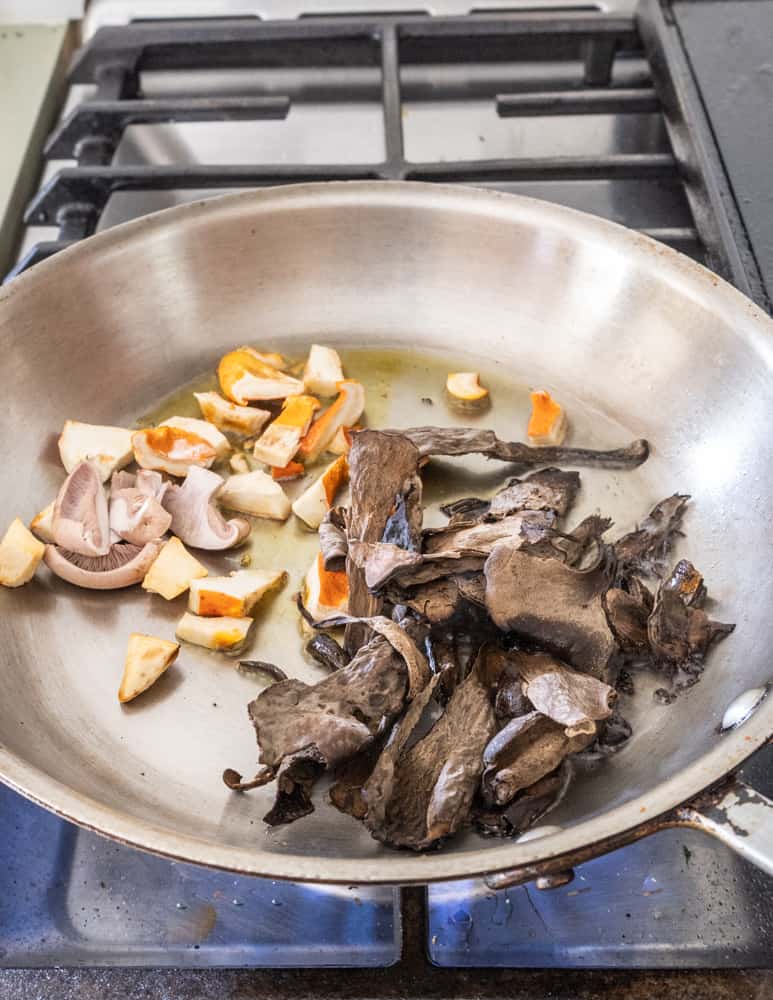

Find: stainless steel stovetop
2;0;771;975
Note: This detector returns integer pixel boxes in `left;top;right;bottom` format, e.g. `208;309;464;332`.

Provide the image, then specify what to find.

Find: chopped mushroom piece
396;426;647;468
132;426;217;478
58;420;134;482
297;381;366;463
29;502;55;544
176;611;254;652
217;469;291;521
162;467;251;549
109;488;172;546
142;536;207;600
614;494;689;578
189;569;286;617
118;633;180;703
291;455;349;529
362;654;496;850
484;528;617;678
218;347;303;405
446;372;489;407
301;552;349;622
481;712;595;807
253;395;320;467
161;416;230;460
328;425;357;455
52;461;111;557
45;540;161;590
510;651;617;730
303;344;345;397
229;452;251;475
272;460;305;481
527;390;567;446
0;518;45;587
194;391;271;437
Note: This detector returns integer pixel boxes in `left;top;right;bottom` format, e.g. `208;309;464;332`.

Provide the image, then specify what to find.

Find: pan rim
1;180;771;883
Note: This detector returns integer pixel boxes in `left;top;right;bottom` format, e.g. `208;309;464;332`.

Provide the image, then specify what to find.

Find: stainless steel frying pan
0;182;771;887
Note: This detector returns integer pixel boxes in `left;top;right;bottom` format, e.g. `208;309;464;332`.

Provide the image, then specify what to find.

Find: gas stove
2;0;771;980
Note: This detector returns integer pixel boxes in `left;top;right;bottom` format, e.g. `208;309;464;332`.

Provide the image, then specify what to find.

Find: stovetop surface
3;744;771;969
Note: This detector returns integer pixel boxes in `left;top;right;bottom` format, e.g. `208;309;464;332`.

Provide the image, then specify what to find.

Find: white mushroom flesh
303;344;344;397
52;460;111;557
162;466;251;549
291;455;349;530
132;426;217;478
118;633;180;703
142;535;207;600
175;611;254;652
161;416;230;460
217;469;291;521
109;488;172;546
29;502;56;543
58;420;134;482
188;569;286;617
194;391;271;437
0;518;45;587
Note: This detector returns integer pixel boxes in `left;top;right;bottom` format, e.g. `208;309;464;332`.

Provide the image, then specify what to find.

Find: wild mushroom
160;416;230;460
291;454;349;529
175;611;254;652
217;469;291;521
162;466;251;549
527;390;568;446
44;540;161;590
0;518;45;587
189;569;286;617
51;460;111;557
253;395;320;468
303;344;344;397
110;487;172;546
297;381;366;463
58;420;134;482
132;425;217;478
118;633;180;703
301;552;349;623
194;391;271;437
142;536;207;600
218;347;303;404
29;502;56;543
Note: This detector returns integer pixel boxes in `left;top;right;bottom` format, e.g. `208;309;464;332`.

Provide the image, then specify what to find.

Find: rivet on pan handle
485;776;773;892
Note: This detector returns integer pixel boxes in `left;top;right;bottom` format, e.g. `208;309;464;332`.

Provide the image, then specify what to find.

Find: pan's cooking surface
0;183;771;882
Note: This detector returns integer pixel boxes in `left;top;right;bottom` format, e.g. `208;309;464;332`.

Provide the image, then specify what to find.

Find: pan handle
677;780;773;876
485;777;773;892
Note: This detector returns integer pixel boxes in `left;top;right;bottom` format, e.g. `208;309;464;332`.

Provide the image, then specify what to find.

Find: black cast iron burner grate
11;10;703;279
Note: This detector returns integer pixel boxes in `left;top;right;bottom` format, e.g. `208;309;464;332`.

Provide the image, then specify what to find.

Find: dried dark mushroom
483;533;617;678
362;654;496;850
614;494;689;578
481;712;596;808
396;426;649;468
223;415;734;853
305;633;350;673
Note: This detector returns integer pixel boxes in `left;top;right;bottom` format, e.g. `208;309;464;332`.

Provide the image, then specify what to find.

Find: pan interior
0;183;770;879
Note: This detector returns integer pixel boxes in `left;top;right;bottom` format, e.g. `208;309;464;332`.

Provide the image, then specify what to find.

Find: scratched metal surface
428;745;773;968
0;782;399;968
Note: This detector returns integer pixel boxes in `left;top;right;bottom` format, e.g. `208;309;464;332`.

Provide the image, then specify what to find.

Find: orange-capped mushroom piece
527;389;568;446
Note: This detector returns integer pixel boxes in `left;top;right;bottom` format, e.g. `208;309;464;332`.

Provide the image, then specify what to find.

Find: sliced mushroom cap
135;469;167;500
52;460;111;557
109;488;172;545
132;426;217;478
44;541;161;589
162;465;251;550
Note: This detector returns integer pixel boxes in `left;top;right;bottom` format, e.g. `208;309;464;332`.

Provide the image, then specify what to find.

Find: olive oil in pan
139;347;655;687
